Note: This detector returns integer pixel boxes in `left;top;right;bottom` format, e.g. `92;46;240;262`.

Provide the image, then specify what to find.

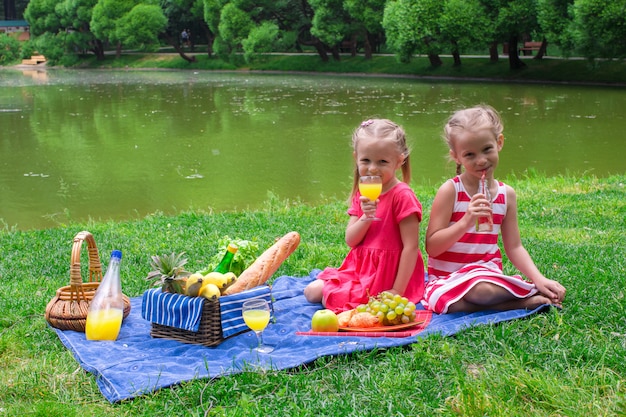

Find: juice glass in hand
359;175;382;220
242;299;273;353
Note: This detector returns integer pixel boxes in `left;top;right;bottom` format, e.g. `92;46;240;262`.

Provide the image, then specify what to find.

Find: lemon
199;283;221;300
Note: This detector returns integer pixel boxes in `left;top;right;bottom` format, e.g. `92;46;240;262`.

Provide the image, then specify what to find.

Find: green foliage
569;0;626;60
91;0;135;45
29;32;66;65
242;21;279;63
18;40;37;60
0;35;21;65
309;0;350;48
197;236;260;276
383;0;425;62
117;4;168;50
218;3;254;51
439;0;492;53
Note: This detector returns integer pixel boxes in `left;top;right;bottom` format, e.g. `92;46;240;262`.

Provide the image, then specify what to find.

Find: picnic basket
44;230;131;332
150;296;224;347
143;285;272;347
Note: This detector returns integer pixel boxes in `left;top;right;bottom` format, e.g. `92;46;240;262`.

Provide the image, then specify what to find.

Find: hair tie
360;119;374;128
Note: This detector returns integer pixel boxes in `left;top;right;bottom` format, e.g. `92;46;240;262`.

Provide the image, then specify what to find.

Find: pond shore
8;52;626;86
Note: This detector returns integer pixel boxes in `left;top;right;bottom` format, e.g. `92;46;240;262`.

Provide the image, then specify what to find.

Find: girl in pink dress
304;119;425;313
422;105;566;314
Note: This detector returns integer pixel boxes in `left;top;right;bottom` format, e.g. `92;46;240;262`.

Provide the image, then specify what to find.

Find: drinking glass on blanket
242;299;274;353
359;175;382;221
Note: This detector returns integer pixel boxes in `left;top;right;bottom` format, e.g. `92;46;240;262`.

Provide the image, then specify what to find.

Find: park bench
21;54;47;65
519;41;545;56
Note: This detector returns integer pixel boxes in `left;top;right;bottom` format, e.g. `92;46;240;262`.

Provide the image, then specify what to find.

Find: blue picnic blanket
53;271;552;403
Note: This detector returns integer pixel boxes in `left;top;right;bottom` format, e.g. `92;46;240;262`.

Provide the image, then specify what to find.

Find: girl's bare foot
447;294;555;313
492;294;553;311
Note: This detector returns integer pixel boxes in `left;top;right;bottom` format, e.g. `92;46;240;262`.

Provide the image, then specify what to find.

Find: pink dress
319;182;425;313
422;176;538;314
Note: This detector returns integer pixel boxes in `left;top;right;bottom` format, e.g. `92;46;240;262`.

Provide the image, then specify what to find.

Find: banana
202;272;229;291
222;272;237;292
185;273;204;297
199;283;221;300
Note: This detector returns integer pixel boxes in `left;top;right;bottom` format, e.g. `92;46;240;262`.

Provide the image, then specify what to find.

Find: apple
311;309;339;332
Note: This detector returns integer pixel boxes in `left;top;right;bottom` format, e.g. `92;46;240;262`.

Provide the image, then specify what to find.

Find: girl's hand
535;278;566;306
466;193;492;223
359;195;378;218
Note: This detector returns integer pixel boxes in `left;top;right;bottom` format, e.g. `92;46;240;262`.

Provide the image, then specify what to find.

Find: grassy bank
1;174;625;416
72;52;626;85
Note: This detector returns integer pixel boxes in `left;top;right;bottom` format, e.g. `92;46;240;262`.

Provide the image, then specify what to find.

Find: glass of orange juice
242;299;273;353
359;175;382;221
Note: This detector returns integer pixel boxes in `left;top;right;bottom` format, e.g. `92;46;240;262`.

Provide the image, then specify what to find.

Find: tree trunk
115;42;122;59
163;33;196;63
314;43;330;62
507;35;526;69
92;40;105;60
489;41;499;62
452;50;461;67
345;33;358;57
200;25;215;57
427;53;443;67
534;38;548;60
364;32;373;60
331;45;341;61
298;29;330;62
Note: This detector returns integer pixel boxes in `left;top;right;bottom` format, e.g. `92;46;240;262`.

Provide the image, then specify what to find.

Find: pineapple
145;252;191;294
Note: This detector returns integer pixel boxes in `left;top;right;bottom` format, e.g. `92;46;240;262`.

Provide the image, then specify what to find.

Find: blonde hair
350;118;411;198
443;105;504;175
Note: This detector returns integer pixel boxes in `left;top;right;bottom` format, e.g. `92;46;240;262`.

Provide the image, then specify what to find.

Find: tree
383;0;444;67
91;0;137;57
25;0;105;61
568;0;626;61
116;4;167;51
160;0;208;62
309;0;351;61
242;21;279;62
344;0;386;59
439;0;492;66
536;0;575;56
217;2;254;58
492;0;543;69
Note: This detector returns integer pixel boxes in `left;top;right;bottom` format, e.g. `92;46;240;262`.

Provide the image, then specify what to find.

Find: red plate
338;319;425;332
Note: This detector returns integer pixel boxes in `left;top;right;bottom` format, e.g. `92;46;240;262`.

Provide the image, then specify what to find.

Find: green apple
311;309;339;332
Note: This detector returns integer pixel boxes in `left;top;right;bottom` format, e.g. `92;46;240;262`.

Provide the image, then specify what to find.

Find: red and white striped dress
422;176;537;314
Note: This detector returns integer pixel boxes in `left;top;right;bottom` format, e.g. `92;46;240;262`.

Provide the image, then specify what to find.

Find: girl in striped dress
422;105;566;314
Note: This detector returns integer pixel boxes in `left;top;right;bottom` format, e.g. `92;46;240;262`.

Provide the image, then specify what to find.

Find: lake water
1;68;624;231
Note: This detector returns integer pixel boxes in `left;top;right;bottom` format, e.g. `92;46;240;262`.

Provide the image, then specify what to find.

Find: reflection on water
0;68;624;231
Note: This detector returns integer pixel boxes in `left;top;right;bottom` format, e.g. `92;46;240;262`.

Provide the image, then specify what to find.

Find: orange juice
359;182;382;201
242;309;270;331
85;308;123;341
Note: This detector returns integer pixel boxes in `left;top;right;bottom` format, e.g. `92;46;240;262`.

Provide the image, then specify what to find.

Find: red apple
311;309;339;332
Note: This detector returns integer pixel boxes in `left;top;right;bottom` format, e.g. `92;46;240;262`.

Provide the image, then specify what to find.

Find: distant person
304;119;425;312
422;105;566;313
181;29;189;47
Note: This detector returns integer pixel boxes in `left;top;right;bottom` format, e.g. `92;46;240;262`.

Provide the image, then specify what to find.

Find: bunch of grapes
356;291;417;326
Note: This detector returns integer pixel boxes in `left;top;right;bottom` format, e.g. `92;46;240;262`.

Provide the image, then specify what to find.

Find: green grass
1;174;625;416
71;52;626;85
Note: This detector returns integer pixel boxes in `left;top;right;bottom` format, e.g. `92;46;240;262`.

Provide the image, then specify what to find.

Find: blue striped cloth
141;286;272;336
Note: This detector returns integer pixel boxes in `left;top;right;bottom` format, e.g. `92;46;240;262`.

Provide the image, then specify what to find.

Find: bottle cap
111;250;122;260
227;243;238;253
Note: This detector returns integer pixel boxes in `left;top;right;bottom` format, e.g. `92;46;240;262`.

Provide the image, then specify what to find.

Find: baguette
222;231;300;295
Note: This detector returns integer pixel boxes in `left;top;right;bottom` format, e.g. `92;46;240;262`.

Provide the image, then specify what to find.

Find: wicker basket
44;230;131;332
144;285;272;347
150;296;224;347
